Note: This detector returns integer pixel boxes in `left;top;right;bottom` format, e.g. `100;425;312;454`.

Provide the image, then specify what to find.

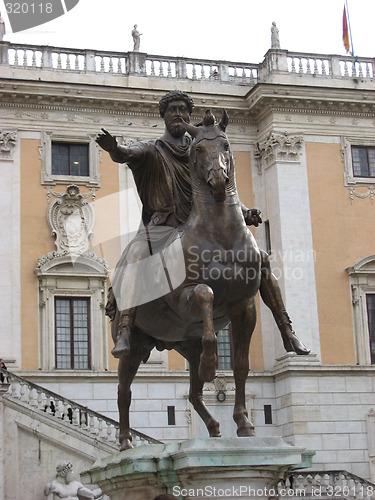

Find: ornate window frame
36;253;109;371
342;137;375;187
346;255;375;365
39;131;101;186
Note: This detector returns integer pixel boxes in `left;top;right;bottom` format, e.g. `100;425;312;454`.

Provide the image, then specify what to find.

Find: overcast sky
0;0;373;63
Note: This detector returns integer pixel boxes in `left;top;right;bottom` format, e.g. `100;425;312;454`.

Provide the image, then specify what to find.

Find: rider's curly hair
158;90;194;118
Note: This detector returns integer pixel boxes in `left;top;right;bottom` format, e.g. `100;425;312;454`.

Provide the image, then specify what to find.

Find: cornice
247;83;375;120
4;78;374;140
0;78;254;125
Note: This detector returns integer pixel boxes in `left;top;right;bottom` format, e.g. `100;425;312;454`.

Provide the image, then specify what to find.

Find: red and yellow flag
343;5;350;53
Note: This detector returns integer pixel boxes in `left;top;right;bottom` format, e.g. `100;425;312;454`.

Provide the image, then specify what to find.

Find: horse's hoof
209;429;222;437
237;425;255;437
111;345;130;359
284;333;310;355
120;439;133;451
208;419;221;437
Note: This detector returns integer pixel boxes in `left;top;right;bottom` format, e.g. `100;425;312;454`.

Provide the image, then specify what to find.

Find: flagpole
345;0;355;56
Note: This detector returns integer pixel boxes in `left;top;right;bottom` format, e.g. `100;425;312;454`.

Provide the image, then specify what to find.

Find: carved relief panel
0;130;17;160
254;131;303;174
47;184;95;255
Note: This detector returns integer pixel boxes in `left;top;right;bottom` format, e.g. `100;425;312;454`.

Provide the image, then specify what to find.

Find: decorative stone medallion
47;184;94;255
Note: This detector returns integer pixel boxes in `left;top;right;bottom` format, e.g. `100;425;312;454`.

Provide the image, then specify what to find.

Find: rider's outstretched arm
96;129;143;165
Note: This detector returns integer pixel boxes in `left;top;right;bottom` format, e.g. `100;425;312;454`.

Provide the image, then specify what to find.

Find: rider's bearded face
164;100;190;137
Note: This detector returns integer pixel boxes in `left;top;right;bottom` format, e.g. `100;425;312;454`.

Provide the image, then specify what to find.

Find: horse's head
185;109;233;202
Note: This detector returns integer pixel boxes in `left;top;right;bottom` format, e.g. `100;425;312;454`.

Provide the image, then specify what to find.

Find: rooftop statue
271;21;281;49
96;91;310;450
131;24;142;51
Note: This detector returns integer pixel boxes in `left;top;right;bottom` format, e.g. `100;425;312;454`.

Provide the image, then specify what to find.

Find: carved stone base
81;437;313;500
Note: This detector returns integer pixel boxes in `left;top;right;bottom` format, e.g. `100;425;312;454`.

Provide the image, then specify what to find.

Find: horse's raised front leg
175;340;221;438
229;298;257;437
117;328;154;451
177;283;217;382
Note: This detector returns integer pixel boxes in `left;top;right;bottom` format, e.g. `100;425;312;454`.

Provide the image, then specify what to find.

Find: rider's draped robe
109;135;193;312
132;137;192;227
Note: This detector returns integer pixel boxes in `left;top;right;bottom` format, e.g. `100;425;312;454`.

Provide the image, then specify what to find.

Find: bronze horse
117;109;261;450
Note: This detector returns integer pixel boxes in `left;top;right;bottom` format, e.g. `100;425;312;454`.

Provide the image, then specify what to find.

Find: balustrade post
85;50;96;72
0;41;9;65
331;56;342;77
41;46;52;69
176;58;187;79
219;64;229;82
73;407;80;426
20;383;27;401
128;51;147;76
270;48;289;72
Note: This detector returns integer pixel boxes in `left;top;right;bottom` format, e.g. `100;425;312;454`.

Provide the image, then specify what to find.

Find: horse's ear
219;109;229;132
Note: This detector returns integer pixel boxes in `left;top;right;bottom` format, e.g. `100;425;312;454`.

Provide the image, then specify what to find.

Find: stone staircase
0;368;161;450
279;470;375;499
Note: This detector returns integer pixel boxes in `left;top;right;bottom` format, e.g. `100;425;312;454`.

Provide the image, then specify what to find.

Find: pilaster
255;132;322;365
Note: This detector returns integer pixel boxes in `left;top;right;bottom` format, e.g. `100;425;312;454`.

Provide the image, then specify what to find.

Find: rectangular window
352;146;375;178
52;143;89;177
167;406;176;425
264;404;273;424
367;294;375;364
55;297;91;369
217;325;232;370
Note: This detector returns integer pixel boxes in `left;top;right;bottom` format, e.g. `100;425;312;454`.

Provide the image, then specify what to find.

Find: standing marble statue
0;12;6;42
44;463;104;500
132;24;142;51
271;21;280;49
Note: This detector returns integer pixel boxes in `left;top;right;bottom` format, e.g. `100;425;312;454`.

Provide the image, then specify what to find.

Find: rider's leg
105;289;136;359
107;239;150;358
259;249;310;355
111;307;136;358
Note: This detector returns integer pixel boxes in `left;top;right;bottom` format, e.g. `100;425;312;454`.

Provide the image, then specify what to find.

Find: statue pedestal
81;437;313;500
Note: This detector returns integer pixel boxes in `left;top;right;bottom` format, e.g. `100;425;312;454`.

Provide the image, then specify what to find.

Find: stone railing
279;470;375;498
1;42;374;93
0;41;259;86
258;49;375;82
287;52;374;79
0;368;161;448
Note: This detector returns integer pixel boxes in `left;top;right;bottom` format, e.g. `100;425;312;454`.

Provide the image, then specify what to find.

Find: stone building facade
1;39;375;498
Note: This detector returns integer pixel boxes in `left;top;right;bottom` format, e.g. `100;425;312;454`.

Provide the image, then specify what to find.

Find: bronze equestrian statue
96;92;309;450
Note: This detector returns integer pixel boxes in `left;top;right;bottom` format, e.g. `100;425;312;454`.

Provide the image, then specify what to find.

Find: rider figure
96;90;310;358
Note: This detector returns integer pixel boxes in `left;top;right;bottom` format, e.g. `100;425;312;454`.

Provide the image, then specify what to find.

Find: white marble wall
274;364;375;480
31;364;375;482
